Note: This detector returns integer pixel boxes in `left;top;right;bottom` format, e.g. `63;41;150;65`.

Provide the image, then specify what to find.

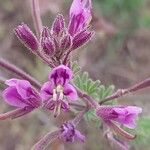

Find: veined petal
64;84;77;100
69;0;92;36
49;65;73;86
5;78;32;99
40;81;54;100
16;80;32;99
5;78;18;86
113;106;142;129
2;87;28;108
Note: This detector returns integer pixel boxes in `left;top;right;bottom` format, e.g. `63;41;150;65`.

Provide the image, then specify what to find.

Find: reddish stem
100;77;150;105
31;0;42;38
0;58;41;89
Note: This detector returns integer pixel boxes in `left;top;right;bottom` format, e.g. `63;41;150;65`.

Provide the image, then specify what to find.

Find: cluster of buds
14;0;94;67
0;0;147;150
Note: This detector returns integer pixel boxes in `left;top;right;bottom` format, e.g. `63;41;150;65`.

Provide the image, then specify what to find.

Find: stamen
59;91;64;100
56;85;63;92
53;102;61;118
53;89;57;101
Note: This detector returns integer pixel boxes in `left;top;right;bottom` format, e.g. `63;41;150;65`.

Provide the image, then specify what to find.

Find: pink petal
113;106;142;129
5;79;32;99
49;65;73;86
2;87;28;108
70;0;83;17
40;81;54;100
5;78;18;86
16;80;32;99
126;106;142;114
64;84;78;100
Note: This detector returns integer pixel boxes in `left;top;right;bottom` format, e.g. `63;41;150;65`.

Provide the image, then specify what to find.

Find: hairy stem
31;0;42;38
100;77;150;105
69;102;86;109
76;86;99;108
72;108;88;126
31;130;61;150
36;51;55;68
0;58;41;89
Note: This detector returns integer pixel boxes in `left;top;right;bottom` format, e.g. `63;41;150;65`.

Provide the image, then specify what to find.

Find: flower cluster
0;0;145;149
14;0;94;66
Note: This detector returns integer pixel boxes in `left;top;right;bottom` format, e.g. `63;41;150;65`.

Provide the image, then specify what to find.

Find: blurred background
0;0;150;149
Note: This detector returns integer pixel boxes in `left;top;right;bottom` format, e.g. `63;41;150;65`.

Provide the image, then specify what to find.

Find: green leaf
71;61;81;75
132;117;150;146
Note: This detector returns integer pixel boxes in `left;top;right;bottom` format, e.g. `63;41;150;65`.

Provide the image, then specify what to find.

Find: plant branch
31;130;61;150
0;58;41;89
69;102;86;109
72;108;88;126
75;86;99;108
100;77;150;105
31;0;42;38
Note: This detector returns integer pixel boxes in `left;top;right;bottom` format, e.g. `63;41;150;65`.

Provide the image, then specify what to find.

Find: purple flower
59;122;85;142
3;78;41;108
41;65;78;117
1;79;41;119
96;106;142;129
14;23;39;52
68;0;92;36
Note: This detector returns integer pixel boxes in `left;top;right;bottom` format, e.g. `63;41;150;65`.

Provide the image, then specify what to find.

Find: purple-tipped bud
14;23;39;52
60;34;72;51
41;37;55;56
51;14;65;36
68;0;92;36
41;27;50;38
72;29;94;50
59;122;85;142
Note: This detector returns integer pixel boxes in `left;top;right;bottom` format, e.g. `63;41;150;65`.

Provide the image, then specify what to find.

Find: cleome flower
59;121;85;142
41;65;78;117
1;79;41;120
96;105;142;139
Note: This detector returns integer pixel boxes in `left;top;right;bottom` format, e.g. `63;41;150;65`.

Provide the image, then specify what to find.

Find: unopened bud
14;23;39;52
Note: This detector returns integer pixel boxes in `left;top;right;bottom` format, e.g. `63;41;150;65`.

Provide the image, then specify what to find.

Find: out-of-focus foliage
133;117;150;146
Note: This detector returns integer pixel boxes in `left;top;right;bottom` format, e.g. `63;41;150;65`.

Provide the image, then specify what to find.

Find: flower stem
69;102;86;109
72;108;88;126
100;77;150;105
75;86;99;108
0;58;41;89
31;0;42;38
0;107;33;120
31;130;61;150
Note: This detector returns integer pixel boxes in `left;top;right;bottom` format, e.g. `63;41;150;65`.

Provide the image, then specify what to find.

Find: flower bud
51;14;65;36
72;29;94;50
60;34;72;51
41;37;55;56
14;23;39;52
41;27;50;38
